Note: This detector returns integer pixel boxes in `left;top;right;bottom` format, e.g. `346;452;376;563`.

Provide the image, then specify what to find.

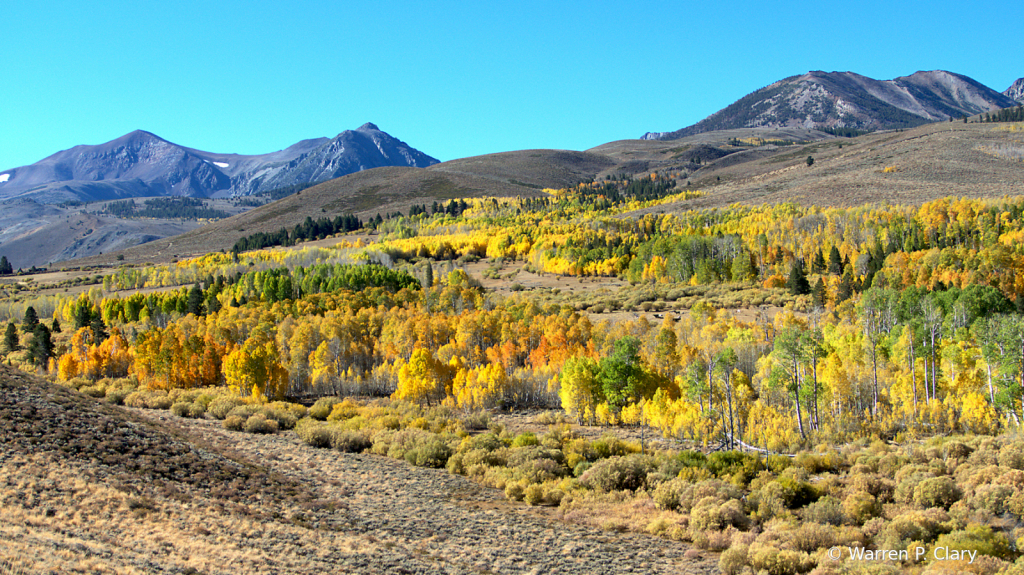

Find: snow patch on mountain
0;174;9;183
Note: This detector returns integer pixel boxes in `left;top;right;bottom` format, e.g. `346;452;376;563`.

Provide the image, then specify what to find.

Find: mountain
643;70;1019;140
1005;78;1024;104
0;123;438;203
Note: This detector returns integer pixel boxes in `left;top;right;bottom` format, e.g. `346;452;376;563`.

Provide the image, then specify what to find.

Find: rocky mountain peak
1006;78;1024;104
643;70;1019;141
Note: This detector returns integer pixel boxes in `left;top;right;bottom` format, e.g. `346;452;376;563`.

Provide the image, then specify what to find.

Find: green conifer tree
787;260;811;296
3;322;19;353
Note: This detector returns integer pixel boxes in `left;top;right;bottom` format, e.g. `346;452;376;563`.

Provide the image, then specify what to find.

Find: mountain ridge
0;124;438;203
643;70;1019;140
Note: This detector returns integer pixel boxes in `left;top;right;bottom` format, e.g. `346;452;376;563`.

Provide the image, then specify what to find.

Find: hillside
643;70;1018;140
56;149;619;268
0;366;713;574
645;120;1024;211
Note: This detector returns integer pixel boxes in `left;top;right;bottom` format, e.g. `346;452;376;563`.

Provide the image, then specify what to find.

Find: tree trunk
812;355;819;430
909;338;918;409
793;357;805;438
871;345;879;418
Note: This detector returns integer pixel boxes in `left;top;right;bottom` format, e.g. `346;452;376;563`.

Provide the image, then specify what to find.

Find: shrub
505;482;525;501
746;543;814;575
653;478;690;511
273;401;307;420
124;390;172;410
578;454;656;492
170;402;191;418
895;471;933;504
998;444;1024;470
464;446;508;468
972;484;1015;515
719;545;749;575
385;429;453;468
691;498;749;531
932;525;1011;561
883;508;951;546
511;432;539;448
876;453;910;477
327;399;363;422
207;396;246;419
223;415;245;431
511;457;569;484
460;432;504;453
243;413;279;434
944;441;973;461
81;384;107;398
187;402;207;418
589;435;639;459
706;450;764;474
310;397;344;420
262;407;298;430
540;425;576;450
800;495;846;526
296;419;332;448
226;404;261;421
843;491;880;524
331;429;372;452
846;472;895;502
533;411;567;425
523;484;545;506
914;476;961;510
460;411;490;430
789;522;837;553
104;389;131;405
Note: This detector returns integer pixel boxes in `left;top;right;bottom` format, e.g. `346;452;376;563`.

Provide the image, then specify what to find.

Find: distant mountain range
643;70;1023;140
0;123;438;203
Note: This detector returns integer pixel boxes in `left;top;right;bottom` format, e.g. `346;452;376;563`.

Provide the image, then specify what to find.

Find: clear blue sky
3;0;1020;170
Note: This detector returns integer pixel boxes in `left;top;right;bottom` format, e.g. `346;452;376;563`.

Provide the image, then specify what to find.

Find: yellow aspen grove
223;330;288;402
393;348;451;405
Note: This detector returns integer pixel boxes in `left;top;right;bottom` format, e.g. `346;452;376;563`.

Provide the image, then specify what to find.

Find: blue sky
3;0;1020;170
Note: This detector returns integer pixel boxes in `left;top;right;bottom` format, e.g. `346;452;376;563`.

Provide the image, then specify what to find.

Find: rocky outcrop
1005;78;1024;104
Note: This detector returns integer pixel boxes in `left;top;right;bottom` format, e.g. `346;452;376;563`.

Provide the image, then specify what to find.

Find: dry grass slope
0;367;717;574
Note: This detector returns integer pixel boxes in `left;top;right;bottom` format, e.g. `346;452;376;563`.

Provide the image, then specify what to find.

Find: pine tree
207;294;221;314
28;324;53;367
787;260;811;296
837;269;854;303
812;249;826;274
730;251;756;282
90;316;108;342
812;278;827;308
187;283;205;316
50;317;61;334
424;263;434;288
22;307;39;333
3;322;19;353
0;256;12;275
828;246;843;275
